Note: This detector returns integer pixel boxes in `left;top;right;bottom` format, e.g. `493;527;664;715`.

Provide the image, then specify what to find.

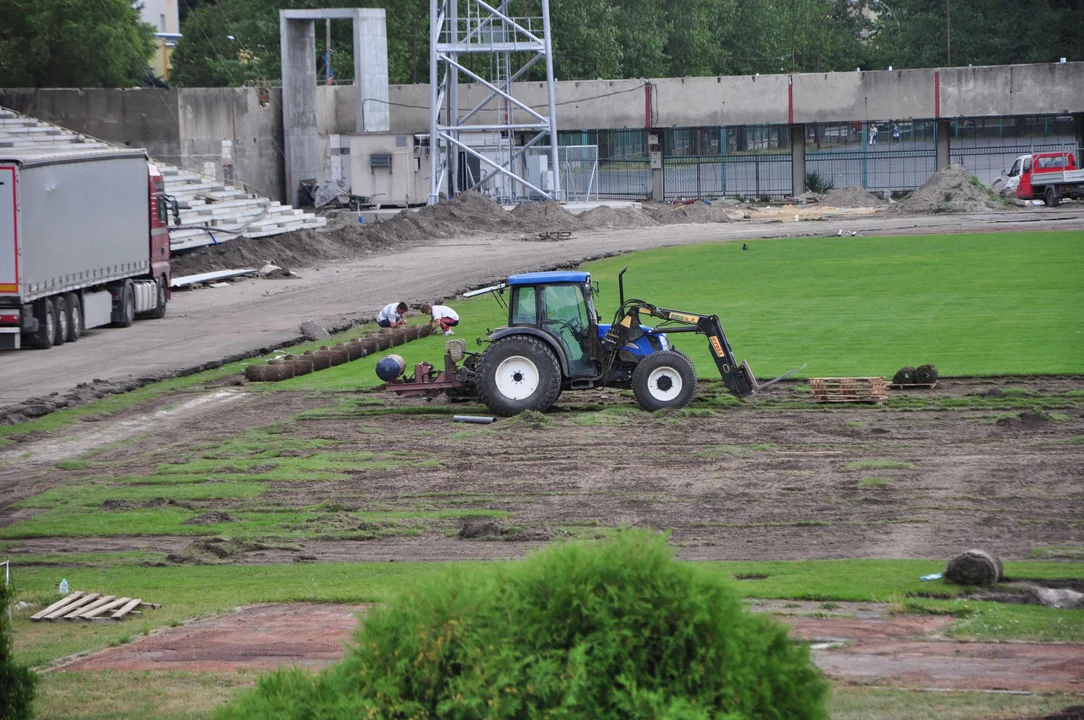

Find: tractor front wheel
477;336;562;416
632;350;696;412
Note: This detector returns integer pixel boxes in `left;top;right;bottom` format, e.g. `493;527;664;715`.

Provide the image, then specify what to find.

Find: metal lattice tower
428;0;561;204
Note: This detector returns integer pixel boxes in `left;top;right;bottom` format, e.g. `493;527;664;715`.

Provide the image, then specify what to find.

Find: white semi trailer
0;147;172;350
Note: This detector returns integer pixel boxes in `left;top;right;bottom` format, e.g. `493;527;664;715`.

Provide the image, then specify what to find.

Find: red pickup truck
1003;151;1084;206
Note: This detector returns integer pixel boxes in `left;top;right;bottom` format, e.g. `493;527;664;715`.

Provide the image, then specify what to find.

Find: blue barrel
375;354;406;381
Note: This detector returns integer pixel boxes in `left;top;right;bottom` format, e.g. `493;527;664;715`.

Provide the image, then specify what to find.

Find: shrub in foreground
214;532;828;719
1;578;36;720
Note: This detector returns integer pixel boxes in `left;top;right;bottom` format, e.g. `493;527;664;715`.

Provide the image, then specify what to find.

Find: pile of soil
888;165;1011;214
509;201;582;231
821;186;886;208
641;201;733;225
183;511;238;526
577;205;659;229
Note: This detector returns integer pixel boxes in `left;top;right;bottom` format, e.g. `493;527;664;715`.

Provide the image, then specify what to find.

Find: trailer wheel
65;293;82;342
632;350;696;412
31;297;56;349
1045;186;1061;207
53;295;68;346
151;276;167;319
111;281;135;328
477;335;562;416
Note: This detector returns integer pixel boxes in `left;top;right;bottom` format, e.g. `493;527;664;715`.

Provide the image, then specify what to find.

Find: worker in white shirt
376;301;408;328
421;303;459;335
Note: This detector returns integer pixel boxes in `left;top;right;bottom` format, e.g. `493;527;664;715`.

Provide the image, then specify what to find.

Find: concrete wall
0;87;285;201
4;62;1082;202
381;61;1084;132
177;88;285;201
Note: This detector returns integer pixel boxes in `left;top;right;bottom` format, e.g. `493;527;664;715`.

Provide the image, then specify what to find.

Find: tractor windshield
541;283;594;376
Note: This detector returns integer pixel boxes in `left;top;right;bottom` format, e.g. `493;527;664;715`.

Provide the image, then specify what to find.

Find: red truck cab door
147;163;171;289
1016;155;1034;199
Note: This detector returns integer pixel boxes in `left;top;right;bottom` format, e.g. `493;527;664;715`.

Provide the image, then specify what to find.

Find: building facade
138;0;182;80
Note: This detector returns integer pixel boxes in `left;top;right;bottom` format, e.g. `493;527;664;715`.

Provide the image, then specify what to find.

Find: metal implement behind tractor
378;268;803;416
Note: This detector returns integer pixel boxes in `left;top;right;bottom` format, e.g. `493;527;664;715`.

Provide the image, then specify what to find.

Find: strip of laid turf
33;673;1078;720
272;230;1084;393
9;558;1083;668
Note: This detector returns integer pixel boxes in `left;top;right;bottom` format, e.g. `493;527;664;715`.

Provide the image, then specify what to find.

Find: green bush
0;577;37;720
805;170;835;194
214;533;828;719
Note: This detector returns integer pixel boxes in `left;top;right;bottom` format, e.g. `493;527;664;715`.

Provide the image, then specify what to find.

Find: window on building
160;14;166;31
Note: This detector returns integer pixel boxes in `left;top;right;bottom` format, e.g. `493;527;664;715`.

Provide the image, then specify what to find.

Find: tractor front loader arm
605;304;804;400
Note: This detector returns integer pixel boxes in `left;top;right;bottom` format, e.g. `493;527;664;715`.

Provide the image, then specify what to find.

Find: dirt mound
509;201;582;231
183;511;238;526
889;165;1011;214
821;186;885;208
99;499;136;511
171;193;518;277
641;201;733;225
995;411;1052;429
458;520;504;539
578;205;659;229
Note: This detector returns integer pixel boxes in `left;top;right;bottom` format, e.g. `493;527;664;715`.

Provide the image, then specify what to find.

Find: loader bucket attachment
742;360;807;392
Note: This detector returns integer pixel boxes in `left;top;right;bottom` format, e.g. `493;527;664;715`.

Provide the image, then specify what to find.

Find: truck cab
1004;152;1082;206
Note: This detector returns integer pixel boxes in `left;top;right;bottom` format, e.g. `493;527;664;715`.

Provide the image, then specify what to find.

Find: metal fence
807;148;937;192
597;159;653;199
664;153;792;200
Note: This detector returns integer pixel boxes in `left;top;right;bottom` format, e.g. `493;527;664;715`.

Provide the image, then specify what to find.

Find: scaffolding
428;0;561;204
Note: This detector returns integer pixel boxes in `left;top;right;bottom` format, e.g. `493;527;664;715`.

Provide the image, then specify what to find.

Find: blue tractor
461;268;802;416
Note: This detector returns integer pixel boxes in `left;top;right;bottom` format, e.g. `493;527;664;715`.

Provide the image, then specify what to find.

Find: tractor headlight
657;334;670;350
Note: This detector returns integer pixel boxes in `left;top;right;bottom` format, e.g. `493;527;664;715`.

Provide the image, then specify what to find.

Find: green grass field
272;230;1083;393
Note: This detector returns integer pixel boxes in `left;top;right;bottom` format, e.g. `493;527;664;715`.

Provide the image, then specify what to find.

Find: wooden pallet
535;230;572;242
30;591;160;622
809;377;890;404
889;381;937;390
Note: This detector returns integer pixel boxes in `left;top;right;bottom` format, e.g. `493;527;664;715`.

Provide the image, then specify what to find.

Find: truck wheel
53;295;68;346
477;335;562;416
111;281;135;328
632;350;696;412
1045;186;1061;207
65;293;82;342
31;298;55;349
151;276;167;319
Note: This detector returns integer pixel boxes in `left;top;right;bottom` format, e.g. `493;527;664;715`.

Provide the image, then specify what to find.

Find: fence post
696;160;702;199
720;126;727;195
755;156;760;197
861;123;869;189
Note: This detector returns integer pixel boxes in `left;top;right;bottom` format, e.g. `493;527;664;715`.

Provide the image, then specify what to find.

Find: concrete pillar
353;10;389;132
936;119;951;169
651;168;664;202
791;124;806;195
281;16;318;207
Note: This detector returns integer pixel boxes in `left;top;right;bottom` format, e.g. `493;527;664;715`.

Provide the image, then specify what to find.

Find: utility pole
325;19;333;85
946;0;951;65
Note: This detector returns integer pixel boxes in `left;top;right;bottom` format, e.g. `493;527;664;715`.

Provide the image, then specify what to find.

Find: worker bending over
377;301;408;328
421;303;459;336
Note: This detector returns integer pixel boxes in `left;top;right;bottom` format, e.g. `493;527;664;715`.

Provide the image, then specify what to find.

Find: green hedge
215;532;828;719
0;576;36;720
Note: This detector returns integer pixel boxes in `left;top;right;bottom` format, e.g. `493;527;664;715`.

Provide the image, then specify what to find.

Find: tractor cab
504;271;599;378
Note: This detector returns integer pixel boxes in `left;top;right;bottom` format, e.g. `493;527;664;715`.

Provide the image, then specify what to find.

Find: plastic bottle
59;578;69;594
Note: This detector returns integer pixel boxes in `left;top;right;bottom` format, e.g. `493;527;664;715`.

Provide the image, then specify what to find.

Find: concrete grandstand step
1;104;329;253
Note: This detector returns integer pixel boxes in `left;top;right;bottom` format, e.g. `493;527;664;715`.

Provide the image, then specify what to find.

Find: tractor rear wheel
477;335;562;416
632;350;696;412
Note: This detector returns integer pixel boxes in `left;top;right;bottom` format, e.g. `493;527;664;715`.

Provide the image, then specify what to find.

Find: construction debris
171;268;257;288
30;591;160;622
809;377;891;404
889;165;1009;214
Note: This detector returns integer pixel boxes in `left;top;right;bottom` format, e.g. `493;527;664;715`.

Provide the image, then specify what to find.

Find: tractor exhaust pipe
618;266;628;307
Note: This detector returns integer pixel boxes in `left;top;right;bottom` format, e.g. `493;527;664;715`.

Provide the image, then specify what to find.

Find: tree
867;0;1067;69
0;0;157;88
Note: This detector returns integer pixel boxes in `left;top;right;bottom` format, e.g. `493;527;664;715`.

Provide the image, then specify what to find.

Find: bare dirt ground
54;602;1084;693
3;376;1082;562
2;206;1083;412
